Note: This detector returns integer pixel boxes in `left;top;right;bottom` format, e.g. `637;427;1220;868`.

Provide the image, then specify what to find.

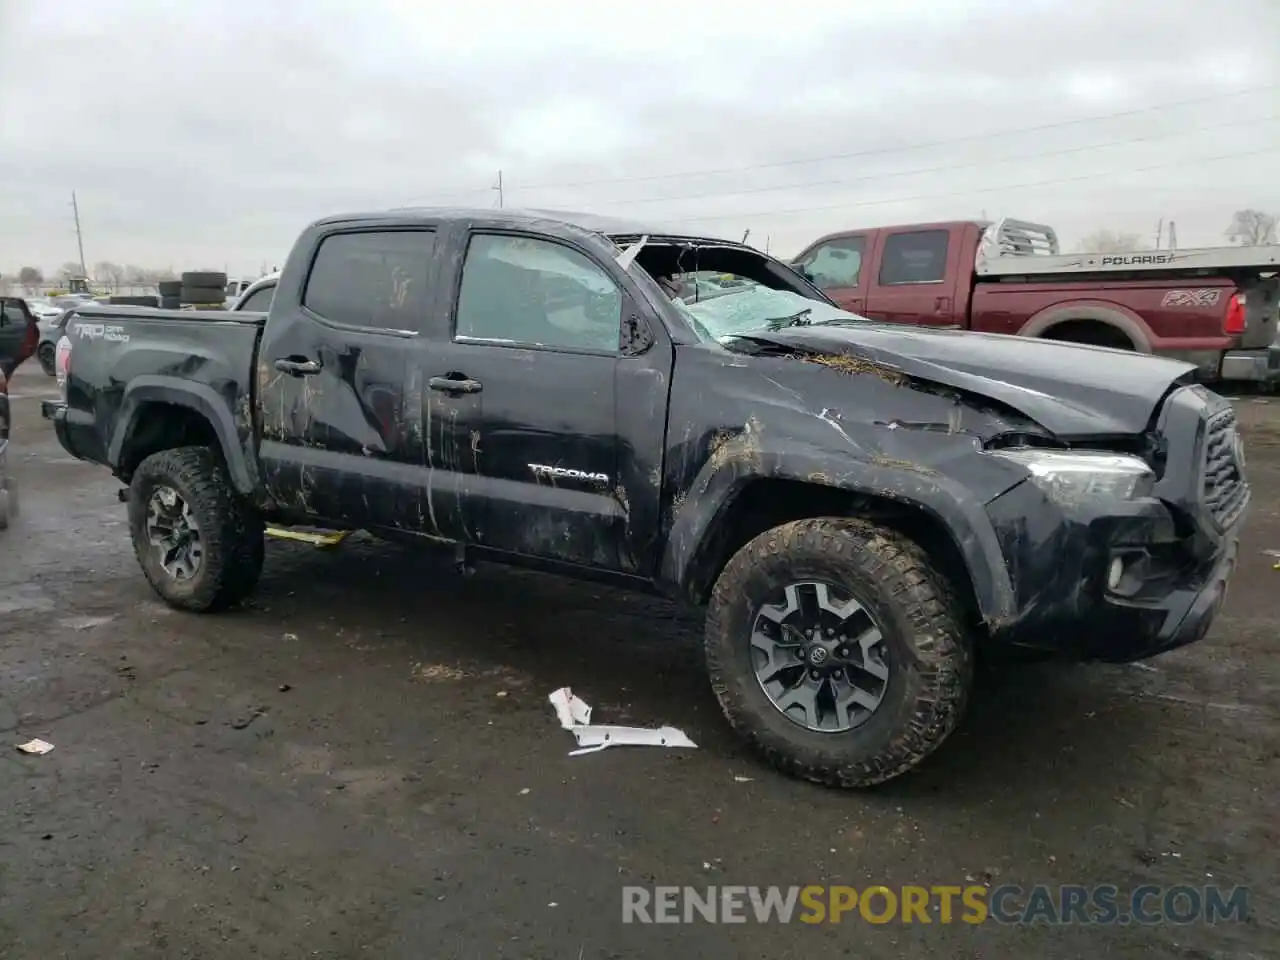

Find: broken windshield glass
671;286;864;344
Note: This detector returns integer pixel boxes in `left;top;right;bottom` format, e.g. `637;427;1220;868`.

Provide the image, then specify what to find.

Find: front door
794;235;870;314
424;229;664;570
255;227;442;532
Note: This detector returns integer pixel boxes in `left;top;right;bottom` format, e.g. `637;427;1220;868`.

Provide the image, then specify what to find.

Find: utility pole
1155;218;1164;250
71;190;87;276
1168;221;1178;251
494;170;504;209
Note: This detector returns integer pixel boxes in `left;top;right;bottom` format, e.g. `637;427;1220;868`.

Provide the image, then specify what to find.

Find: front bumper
981;385;1245;663
984;485;1242;662
1220;344;1280;383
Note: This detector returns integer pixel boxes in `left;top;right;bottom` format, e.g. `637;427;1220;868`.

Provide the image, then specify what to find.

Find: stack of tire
157;281;183;310
108;295;160;308
177;271;228;311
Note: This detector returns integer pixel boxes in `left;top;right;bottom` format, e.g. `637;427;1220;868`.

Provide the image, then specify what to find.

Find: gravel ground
1;364;1277;959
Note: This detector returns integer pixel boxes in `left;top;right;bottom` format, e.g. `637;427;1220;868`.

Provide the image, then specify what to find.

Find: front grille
1202;408;1247;527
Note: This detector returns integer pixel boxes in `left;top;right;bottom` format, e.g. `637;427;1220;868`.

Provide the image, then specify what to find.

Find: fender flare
659;441;1017;625
1017;300;1154;353
108;375;255;494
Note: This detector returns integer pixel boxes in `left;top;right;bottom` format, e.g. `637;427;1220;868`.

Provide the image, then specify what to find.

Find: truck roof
316;207;666;237
311;207;762;250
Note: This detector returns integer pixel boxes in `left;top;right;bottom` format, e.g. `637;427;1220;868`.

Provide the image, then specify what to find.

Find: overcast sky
1;0;1277;277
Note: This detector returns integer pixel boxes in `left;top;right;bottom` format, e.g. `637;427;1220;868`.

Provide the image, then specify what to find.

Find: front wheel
704;518;972;788
127;446;264;612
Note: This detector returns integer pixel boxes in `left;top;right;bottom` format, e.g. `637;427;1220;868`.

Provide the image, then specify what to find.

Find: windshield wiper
764;308;813;330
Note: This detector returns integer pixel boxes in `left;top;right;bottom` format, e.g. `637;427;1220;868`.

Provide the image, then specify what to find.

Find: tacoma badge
528;463;610;486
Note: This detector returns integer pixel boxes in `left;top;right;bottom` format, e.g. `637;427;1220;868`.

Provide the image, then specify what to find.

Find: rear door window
878;230;949;285
303;230;436;332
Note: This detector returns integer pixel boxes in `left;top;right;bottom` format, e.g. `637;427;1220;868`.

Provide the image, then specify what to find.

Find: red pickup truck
792;218;1280;385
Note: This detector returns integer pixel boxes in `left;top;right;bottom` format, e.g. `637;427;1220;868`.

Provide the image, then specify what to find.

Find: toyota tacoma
42;208;1248;787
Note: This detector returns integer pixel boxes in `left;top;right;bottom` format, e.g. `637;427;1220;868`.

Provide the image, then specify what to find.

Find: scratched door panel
457;345;622;566
257;227;437;529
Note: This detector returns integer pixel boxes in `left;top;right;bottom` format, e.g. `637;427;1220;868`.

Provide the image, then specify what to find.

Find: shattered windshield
670;285;864;344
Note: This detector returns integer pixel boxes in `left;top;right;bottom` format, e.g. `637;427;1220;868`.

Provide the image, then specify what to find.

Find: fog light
1107;557;1125;591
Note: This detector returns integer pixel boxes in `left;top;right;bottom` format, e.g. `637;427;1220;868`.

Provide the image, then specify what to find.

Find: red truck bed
792;219;1280;384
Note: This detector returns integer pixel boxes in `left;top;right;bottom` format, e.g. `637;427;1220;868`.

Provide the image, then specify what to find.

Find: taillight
1224;292;1246;336
55;335;73;399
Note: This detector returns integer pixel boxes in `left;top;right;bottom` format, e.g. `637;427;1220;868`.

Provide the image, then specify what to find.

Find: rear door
793;233;872;313
863;226;967;327
255;225;442;532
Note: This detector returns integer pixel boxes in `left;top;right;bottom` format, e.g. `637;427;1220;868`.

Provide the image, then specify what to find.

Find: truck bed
976;218;1280;279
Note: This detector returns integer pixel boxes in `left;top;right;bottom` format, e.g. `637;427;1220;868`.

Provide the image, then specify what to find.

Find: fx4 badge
529;463;610;486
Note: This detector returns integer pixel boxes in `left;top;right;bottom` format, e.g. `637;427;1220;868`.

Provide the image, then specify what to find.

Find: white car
229;272;279;312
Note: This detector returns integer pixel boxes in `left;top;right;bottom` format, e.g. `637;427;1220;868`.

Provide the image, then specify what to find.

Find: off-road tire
705;517;972;788
159;296;181;310
37;341;56;376
127;446;264;612
157;280;183;298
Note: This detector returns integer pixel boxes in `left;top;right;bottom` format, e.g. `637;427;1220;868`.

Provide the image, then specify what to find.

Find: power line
509;82;1280;192
588;112;1279;208
402;82;1279;204
674;143;1280;224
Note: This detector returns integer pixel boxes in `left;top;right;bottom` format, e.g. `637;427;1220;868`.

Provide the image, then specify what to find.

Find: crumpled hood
738;323;1197;438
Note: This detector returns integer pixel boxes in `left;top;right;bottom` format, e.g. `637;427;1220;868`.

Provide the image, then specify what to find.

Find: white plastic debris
16;739;54;755
547;687;697;756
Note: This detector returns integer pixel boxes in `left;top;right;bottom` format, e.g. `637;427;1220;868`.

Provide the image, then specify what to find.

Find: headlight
988;448;1155;501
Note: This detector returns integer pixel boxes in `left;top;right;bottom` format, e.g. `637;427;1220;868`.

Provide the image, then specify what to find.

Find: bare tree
1075;230;1146;254
94;260;125;292
1224;209;1278;246
17;266;44;293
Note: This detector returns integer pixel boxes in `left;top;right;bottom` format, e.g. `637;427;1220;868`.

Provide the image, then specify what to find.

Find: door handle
429;376;483;394
274;357;322;376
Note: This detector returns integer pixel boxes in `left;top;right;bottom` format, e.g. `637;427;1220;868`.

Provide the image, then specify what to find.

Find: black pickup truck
42;208;1248;787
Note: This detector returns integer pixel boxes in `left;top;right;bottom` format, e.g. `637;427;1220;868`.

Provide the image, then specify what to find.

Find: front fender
108;376;256;494
659;436;1017;624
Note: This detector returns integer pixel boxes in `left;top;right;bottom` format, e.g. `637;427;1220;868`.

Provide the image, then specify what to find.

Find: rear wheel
1042;320;1134;350
705;518;972;787
127;446;264;612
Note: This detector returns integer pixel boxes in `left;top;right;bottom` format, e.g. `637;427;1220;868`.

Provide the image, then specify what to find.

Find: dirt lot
1;363;1277;959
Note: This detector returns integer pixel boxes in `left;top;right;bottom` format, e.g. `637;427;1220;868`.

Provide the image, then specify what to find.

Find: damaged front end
979;384;1246;662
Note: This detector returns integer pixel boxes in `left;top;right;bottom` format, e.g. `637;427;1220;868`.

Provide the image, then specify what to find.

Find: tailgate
1237;275;1280;348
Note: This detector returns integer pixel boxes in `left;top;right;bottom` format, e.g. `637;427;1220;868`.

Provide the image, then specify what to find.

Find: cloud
1;0;1277;274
